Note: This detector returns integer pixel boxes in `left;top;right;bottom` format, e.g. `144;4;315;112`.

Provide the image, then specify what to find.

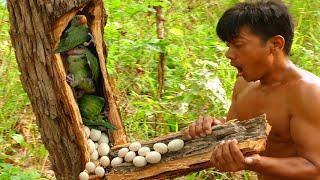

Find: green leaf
109;0;121;9
11;134;25;145
0;163;42;179
145;0;171;8
169;28;184;37
166;118;178;132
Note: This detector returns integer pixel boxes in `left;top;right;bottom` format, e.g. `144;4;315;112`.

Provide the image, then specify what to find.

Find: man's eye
234;44;243;48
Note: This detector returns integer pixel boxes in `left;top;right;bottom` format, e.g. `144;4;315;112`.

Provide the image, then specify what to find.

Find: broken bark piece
90;114;270;179
82;0;127;145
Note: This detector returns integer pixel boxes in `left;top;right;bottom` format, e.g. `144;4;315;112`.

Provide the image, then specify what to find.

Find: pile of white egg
79;126;111;180
79;126;185;180
111;138;184;168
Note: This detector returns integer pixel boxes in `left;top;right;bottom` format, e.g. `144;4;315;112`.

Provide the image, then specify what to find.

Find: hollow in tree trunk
7;0;127;179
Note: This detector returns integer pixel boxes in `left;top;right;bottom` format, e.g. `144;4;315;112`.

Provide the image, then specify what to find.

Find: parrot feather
78;95;116;130
83;116;116;131
66;54;95;93
84;48;100;82
55;15;91;53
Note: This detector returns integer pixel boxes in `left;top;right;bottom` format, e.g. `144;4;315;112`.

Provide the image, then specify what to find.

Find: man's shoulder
287;70;320;109
288;69;320;94
233;76;251;95
288;70;320;123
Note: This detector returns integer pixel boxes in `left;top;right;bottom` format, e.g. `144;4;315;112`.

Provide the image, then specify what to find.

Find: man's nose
225;47;236;60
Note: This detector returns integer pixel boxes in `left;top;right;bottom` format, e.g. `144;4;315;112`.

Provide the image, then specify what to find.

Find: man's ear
269;35;285;53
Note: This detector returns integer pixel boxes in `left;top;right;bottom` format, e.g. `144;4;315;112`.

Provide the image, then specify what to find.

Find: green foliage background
0;0;319;179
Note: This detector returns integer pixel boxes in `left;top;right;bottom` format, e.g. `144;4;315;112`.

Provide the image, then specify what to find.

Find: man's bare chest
233;83;292;144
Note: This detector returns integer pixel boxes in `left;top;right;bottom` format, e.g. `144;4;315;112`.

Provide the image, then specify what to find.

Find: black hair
216;0;294;54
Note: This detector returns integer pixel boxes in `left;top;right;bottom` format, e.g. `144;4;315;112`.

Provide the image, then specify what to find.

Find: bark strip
83;0;127;146
101;114;270;179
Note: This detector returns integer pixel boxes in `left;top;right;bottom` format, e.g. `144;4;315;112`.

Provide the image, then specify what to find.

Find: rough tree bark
103;114;271;179
155;6;166;99
7;0;127;179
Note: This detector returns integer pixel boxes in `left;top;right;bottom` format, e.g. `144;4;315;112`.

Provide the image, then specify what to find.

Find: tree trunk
155;6;166;99
7;0;127;179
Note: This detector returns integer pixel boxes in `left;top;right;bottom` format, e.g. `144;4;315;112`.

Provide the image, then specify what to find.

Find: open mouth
231;64;243;76
235;66;242;72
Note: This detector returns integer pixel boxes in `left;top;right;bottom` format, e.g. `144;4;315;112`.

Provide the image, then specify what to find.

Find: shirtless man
184;1;320;179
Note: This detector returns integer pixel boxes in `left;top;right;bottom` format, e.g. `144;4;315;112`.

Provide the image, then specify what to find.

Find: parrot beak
79;15;87;25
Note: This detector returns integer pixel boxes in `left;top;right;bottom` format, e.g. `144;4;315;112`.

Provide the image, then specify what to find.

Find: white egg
118;147;129;158
87;139;95;154
98;133;109;144
129;142;141;151
90;150;99;161
124;151;136;162
95;143;99;149
153;143;168;154
83;126;90;138
111;157;123;167
90;129;101;141
145;151;161;164
138;146;151;156
79;171;89;180
133;156;147;167
95;166;105;177
98;143;110;156
167;139;184;152
85;162;96;173
99;156;110;167
88;139;94;144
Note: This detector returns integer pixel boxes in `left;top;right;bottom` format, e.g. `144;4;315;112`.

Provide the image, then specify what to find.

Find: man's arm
246;156;319;179
226;77;248;121
213;121;320;178
245;82;320;178
212;82;320;178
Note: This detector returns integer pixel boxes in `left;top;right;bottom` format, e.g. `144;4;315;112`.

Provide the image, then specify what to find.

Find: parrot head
71;15;87;26
66;45;86;55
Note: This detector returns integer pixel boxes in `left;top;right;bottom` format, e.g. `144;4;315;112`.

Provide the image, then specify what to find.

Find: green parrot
66;54;96;93
55;15;94;53
83;46;100;83
66;45;100;94
78;95;116;130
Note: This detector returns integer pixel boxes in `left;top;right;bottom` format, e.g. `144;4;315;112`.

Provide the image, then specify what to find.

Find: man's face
225;26;274;81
